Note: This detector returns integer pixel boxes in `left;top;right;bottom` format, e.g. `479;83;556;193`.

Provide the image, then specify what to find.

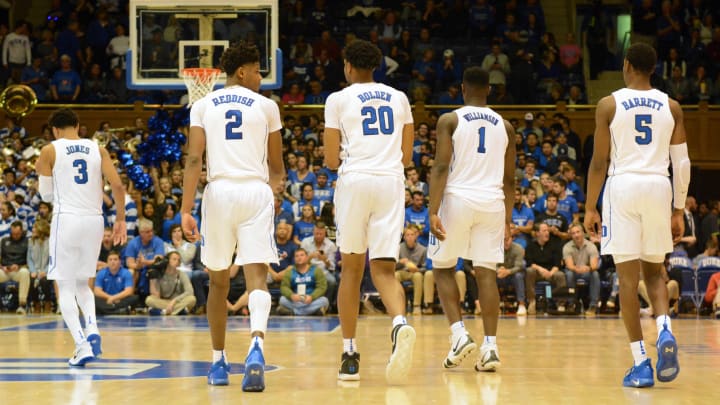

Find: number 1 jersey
324;82;413;177
190;86;282;183
52;138;103;215
609;88;674;177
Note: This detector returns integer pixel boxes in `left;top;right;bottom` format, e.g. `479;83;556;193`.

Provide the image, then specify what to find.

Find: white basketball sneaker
443;333;477;369
68;342;95;367
475;345;501;372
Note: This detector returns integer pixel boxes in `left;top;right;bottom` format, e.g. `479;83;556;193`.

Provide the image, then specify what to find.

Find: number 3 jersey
52;138;103;215
445;106;507;210
324;82;413;177
609;88;673;177
190;85;282;183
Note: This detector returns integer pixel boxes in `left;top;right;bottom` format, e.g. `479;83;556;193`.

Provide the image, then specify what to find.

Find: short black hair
48;108;79;129
220;41;260;75
462;66;490;88
344;39;382;71
625;42;656;76
10;220;23;229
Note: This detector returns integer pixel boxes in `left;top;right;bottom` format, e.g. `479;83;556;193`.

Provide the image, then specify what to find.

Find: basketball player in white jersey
427;67;515;372
181;42;284;392
35;108;127;366
324;39;416;383
585;43;688;388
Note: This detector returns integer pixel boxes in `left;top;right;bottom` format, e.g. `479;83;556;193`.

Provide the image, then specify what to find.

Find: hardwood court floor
1;314;719;404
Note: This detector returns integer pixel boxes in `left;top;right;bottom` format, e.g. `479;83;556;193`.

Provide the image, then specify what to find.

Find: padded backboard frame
127;0;281;91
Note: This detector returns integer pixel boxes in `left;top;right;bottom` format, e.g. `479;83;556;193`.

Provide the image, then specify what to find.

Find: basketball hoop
181;68;222;105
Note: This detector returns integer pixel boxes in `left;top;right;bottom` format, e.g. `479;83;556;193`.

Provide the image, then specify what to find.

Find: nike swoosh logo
632;379;640;386
452;339;462;352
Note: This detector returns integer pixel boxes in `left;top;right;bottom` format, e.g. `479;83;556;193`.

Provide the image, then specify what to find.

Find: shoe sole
386;326;416;384
338;372;360;381
87;334;102;358
623;378;655;388
242;363;265;392
443;341;477;369
208;375;229;386
656;338;679;382
68;355;95;367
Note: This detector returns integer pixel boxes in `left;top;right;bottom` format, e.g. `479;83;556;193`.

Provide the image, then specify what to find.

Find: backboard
127;0;281;91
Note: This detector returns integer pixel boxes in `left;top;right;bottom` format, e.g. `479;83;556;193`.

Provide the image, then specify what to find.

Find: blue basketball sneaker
622;359;654;388
656;326;679;382
242;342;265;392
207;355;230;386
86;334;102;358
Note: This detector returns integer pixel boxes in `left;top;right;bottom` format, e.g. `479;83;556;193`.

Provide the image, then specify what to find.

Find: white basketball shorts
427;193;505;269
201;178;277;269
48;214;104;280
601;173;673;258
334;172;404;260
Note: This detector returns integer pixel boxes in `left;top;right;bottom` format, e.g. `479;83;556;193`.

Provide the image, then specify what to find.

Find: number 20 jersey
190;86;282;183
609;88;674;177
52;138;103;215
324;82;414;177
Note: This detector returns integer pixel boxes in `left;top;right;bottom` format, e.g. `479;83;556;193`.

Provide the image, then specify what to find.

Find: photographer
145;251;196;315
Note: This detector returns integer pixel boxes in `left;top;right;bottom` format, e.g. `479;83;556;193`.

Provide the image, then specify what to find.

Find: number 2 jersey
52;138;103;215
609;88;674;177
324;82;413;177
190;85;282;183
445;105;508;211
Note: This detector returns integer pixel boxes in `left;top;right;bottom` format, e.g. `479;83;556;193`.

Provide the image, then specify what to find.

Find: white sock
630;340;648;366
450;321;467;344
343;338;357;354
249;336;264;354
483;336;497;346
57;280;85;345
248;290;271;336
392;315;407;328
75;280;98;336
656;315;671;337
212;349;226;363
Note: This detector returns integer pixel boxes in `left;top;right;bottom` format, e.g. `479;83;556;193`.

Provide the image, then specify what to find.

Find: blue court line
0;316;339;332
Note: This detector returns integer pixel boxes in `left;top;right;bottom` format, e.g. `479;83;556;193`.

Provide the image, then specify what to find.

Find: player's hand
671;209;685;241
182;213;200;243
113;220;127;246
584;208;601;239
430;214;446;241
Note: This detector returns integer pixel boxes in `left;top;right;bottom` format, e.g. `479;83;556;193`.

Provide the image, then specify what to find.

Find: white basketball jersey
324;82;413;177
445;106;508;210
190;86;282;183
51;138;103;215
608;88;674;177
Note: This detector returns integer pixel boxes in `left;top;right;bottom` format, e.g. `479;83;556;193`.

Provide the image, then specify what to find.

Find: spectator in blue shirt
50;54;81;101
304;80;329;104
438;84;463;114
405;191;430;246
560;164;585;207
124;219;165;296
0;201;17;240
511;188;535;249
270;222;297;278
293;204;316;245
552;177;579;224
292;182;322;221
313;170;334;204
274;194;295;227
94;251;138;314
21;57;49;101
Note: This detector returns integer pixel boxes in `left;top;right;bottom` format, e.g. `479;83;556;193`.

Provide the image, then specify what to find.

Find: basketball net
181;68;222;105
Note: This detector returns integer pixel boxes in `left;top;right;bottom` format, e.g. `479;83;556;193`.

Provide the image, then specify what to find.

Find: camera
146;257;168;279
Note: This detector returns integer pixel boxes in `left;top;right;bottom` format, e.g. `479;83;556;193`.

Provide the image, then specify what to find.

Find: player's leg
367;176;415;383
470;211;505;372
75;216;104;356
334;174;370;381
642;259;679;383
56;279;94;366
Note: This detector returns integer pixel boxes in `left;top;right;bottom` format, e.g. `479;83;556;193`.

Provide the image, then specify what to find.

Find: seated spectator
50;54;81;102
293;204;316;245
438;49;463;89
405;191;430;246
292;182;321;221
563;224;601;315
519;113;543;139
97;227;115;270
313;30;341;61
550;177;580;224
638;265;679;317
0;221;29;313
288;156;317;200
566;85;587;105
145;251;196;315
277;248;329;315
300;222;337;302
511;188;534;249
106;67;128;103
690;65;713;103
525;223;566;315
538;140;559;175
666;65;690;103
524;134;542;166
375;10;402;54
410;49;437;99
27;218;52;313
395;226;426;315
405;167;428;196
560;164;585;206
124;218;165;295
274;194;295;227
487;83;515;104
534;192;570;247
313;170;334;204
271;222;296;278
281;83;305;105
164;224;196;273
304;80;329;104
495;233;527;315
94;251;139;315
552;132;577;166
559;32;582;73
661;48;686;81
82;63;107;102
